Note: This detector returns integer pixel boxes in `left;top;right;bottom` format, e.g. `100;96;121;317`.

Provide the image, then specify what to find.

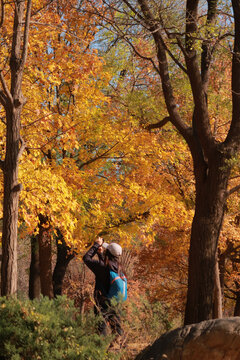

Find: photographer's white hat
102;242;122;256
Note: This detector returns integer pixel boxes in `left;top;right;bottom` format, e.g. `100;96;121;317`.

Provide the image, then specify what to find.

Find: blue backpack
107;270;127;302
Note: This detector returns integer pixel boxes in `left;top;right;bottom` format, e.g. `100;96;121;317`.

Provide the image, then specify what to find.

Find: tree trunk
213;255;223;319
29;235;41;299
0;0;32;296
38;215;53;299
52;230;75;297
184;151;230;325
1;108;22;295
218;252;226;294
233;263;240;316
234;290;240;316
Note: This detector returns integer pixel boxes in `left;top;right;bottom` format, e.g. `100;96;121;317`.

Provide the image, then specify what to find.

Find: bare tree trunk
38;215;53;299
1;110;21;295
52;229;75;297
29;235;41;299
0;0;32;296
234;290;240;316
184;152;229;324
213;255;223;319
232;262;240;316
79;263;87;315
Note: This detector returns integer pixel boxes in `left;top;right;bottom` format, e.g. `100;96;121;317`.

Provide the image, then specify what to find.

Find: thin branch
31;0;56;17
162;39;187;74
124;35;161;75
137;0;191;142
229;174;240;181
0;71;13;105
156;273;187;287
28;121;83;150
227;184;240;197
21;0;32;67
230;257;240;264
85;0;162;75
0;159;4;171
21;112;56;129
144;116;170;130
158;11;187;74
211;32;233;55
0;90;7;107
89;210;151;236
101;211;150;234
17;135;26;162
0;115;6;125
78;140;123;170
121;0;145;22
201;0;218;90
223;1;240;148
0;0;5;28
224;282;238;296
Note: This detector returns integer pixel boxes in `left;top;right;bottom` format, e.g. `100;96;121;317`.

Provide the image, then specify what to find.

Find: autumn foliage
0;1;239;357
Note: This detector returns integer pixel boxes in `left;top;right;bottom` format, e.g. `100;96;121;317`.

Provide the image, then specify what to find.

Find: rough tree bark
213;254;223;319
29;235;41;300
0;0;32;296
29;227;76;299
38;214;54;299
52;229;75;297
184;151;230;323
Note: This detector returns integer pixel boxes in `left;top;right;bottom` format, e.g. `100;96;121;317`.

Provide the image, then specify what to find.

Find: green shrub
123;295;172;345
0;296;119;360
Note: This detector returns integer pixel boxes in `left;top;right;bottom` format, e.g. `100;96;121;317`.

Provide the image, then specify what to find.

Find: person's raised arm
82;237;104;272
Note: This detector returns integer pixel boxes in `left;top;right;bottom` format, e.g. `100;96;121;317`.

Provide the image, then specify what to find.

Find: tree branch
31;0;55;17
137;0;191;143
162;39;187;74
201;0;218;91
0;71;13;105
78;140;123;170
158;12;187;74
21;0;32;67
0;0;5;28
97;210;151;236
121;0;145;22
144;116;170;130
123;35;161;76
227;184;240;197
225;0;240;148
0;159;4;171
184;0;215;155
17;135;26;162
0;90;7;107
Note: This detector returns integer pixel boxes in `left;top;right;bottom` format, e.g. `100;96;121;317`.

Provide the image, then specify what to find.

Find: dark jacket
83;242;119;298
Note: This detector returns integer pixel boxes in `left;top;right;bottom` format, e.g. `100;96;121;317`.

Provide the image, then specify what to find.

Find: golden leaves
0;0;194;256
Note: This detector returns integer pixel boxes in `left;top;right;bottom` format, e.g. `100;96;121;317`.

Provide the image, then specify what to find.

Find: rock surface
135;317;240;360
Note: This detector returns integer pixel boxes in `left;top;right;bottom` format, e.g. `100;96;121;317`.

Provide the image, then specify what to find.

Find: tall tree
89;0;240;324
0;0;32;296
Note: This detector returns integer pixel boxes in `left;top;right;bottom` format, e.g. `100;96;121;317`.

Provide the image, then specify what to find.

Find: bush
123;295;172;345
0;296;119;360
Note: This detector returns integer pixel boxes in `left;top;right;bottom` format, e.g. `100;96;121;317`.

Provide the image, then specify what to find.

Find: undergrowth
0;295;172;360
0;296;118;360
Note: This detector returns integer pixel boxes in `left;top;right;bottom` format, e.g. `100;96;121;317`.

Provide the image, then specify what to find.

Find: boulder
135;317;240;360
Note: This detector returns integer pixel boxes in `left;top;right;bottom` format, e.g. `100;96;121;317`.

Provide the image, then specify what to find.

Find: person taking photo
83;236;124;339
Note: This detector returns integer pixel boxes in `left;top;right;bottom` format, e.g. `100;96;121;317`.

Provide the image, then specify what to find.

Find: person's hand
95;236;103;246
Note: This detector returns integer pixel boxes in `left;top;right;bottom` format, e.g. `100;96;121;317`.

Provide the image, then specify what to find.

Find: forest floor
108;341;149;359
